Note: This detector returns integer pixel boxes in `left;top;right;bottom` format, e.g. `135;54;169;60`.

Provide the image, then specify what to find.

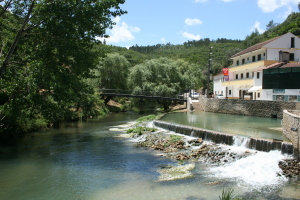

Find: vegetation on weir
2;1;300;139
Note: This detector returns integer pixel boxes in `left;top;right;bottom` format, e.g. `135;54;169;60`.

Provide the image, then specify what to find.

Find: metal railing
99;89;189;101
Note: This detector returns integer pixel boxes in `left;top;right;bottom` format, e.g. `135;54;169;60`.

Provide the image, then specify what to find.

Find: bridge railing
99;89;189;100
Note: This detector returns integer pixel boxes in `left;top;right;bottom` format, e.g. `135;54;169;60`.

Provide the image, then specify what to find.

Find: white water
210;150;289;190
233;135;250;148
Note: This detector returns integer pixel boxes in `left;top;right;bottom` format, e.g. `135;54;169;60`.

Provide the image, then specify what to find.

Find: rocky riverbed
111;119;300;181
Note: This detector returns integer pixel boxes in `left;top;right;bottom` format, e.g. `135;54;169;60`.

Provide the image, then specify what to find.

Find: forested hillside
243;12;300;48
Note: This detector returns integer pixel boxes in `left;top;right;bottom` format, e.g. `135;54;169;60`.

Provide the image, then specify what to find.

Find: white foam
210;150;288;189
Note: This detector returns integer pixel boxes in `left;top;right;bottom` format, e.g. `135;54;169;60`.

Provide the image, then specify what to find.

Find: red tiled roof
230;34;287;59
254;62;300;72
280;62;300;68
253;62;282;72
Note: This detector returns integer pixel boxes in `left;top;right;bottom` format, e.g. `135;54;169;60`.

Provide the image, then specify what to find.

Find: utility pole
207;46;212;97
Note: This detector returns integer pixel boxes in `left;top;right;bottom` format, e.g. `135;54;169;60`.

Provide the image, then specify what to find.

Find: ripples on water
0;112;299;200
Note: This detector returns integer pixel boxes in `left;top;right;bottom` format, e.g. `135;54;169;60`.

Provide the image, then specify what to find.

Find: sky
98;0;300;48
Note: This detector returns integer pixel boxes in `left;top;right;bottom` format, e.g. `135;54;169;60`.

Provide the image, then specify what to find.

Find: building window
257;72;260;79
263;53;265;56
229;90;231;95
246;72;249;78
289;95;297;102
290;53;295;61
247;57;249;61
236;74;238;79
291;37;295;48
221;91;223;95
241;73;243;79
252;72;254;77
242;59;245;64
237;60;239;66
252;56;256;62
276;95;284;101
258;54;261;61
258;92;260;98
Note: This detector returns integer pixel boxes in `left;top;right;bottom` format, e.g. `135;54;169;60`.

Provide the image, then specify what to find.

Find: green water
0;111;299;200
161;111;289;141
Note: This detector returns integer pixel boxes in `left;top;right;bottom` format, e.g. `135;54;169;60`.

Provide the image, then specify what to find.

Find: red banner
222;68;229;76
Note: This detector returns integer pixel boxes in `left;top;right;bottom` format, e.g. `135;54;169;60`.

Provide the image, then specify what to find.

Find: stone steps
192;101;204;111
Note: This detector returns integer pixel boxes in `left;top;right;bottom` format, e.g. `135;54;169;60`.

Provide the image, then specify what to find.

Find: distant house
213;72;226;97
221;32;300;100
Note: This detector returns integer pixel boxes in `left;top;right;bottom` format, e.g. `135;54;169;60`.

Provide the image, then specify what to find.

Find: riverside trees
0;0;126;139
128;57;199;110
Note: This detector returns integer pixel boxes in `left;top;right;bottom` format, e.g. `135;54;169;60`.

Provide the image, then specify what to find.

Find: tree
0;0;127;138
128;58;190;110
95;53;130;104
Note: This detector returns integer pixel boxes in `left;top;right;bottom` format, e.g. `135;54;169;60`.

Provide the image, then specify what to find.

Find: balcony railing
233;57;266;67
232;57;300;67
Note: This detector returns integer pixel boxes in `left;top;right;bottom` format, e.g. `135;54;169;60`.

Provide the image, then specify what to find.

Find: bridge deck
100;89;187;102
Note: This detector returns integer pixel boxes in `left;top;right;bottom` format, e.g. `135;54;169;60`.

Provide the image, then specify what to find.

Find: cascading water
232;135;250;148
210;150;289;190
154;120;294;154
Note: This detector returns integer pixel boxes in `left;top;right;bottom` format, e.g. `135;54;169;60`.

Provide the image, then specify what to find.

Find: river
0;111;299;200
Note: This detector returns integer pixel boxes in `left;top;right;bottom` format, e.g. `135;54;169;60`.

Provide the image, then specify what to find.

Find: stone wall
199;98;300;118
283;110;300;158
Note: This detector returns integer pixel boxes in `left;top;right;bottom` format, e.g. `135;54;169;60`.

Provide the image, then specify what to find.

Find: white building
213;72;226;97
221;32;300;100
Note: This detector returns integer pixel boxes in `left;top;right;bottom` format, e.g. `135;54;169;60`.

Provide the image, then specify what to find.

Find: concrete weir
154;120;294;155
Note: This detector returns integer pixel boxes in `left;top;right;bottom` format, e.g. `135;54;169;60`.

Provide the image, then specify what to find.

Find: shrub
136;115;156;122
170;135;182;143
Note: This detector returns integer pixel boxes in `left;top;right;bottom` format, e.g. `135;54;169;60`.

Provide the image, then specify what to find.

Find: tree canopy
0;0;127;138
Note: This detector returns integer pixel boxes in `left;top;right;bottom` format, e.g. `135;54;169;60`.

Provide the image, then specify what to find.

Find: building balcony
230;60;279;72
222;77;254;87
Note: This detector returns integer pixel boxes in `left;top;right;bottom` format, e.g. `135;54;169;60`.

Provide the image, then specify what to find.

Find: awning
238;85;253;91
248;86;262;92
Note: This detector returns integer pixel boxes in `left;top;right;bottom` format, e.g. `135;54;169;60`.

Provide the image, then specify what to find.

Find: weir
154;120;294;154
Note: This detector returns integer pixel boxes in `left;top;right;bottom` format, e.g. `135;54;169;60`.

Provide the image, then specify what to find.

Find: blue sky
99;0;299;48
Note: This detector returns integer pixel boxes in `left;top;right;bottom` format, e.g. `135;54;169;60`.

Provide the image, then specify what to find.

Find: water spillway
154;120;294;154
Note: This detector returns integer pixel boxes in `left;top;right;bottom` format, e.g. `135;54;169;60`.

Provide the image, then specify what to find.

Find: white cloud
257;0;298;13
221;0;235;2
279;5;293;19
130;27;141;33
182;32;201;40
161;38;166;42
96;17;140;43
251;21;265;34
194;0;208;3
126;46;131;49
185;18;203;26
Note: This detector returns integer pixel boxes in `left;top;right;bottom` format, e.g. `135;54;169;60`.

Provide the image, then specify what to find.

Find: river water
0;111;299;200
161;110;289;141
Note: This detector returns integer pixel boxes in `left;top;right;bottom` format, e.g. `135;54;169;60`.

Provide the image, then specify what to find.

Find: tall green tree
0;0;127;138
128;58;190;110
93;53;130;104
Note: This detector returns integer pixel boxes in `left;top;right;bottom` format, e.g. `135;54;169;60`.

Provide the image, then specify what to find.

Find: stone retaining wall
283;110;300;158
199;98;300;118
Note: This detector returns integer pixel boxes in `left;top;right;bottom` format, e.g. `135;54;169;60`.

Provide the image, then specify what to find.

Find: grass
219;188;235;200
126;126;157;135
170;135;182;143
136;115;156;123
